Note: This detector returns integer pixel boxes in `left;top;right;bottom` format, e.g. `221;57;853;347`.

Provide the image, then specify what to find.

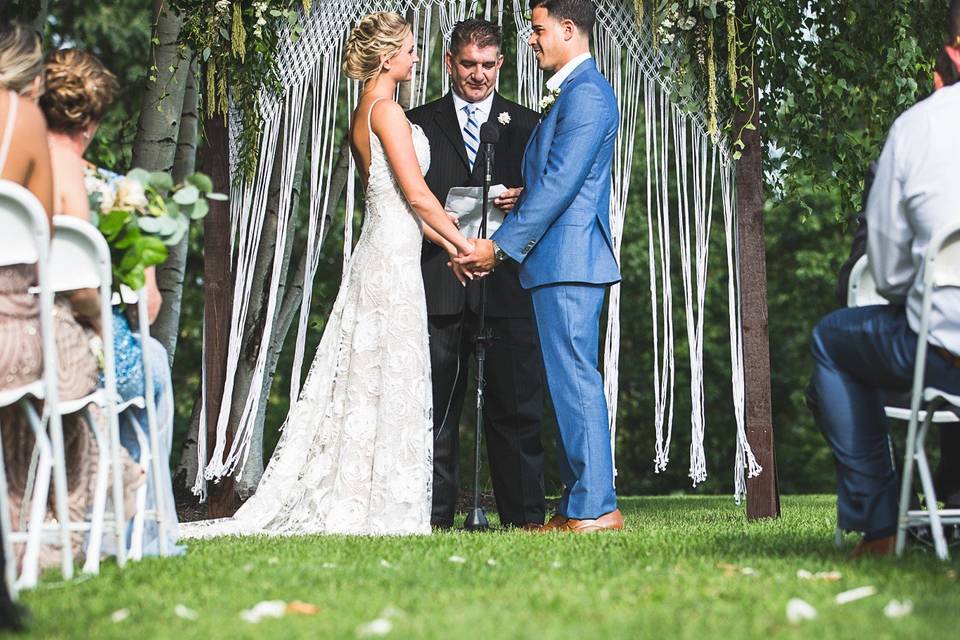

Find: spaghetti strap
0;91;18;175
366;97;388;138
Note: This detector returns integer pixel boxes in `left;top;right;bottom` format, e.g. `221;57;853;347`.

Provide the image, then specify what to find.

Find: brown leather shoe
539;513;569;532
560;508;624;533
520;522;544;532
850;534;895;559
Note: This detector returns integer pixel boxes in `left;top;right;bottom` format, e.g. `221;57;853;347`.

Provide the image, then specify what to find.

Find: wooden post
200;112;236;518
734;16;780;521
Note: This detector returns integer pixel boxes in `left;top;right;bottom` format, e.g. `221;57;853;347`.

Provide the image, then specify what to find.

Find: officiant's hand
494;187;523;212
455;239;496;273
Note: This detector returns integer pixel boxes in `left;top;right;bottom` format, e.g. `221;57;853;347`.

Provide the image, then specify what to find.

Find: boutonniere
539;87;561;115
497;111;511;125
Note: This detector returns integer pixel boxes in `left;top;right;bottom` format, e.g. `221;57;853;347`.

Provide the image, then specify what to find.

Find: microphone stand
463;129;497;532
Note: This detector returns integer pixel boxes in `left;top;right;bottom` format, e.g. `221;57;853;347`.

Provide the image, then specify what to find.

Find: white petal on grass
379;605;406;619
486;558;497;566
551;561;563;569
740;567;759;577
240;600;287;624
448;555;466;564
321;562;337;569
242;563;254;573
797;569;842;582
796;569;813;579
111;609;130;623
356;618;393;637
884;599;914;618
786;598;818;624
174;604;199;620
268;557;279;565
379;559;392;568
836;586;877;605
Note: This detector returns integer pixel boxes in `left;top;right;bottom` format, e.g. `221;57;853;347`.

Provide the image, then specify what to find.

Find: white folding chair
48;215;127;573
895;222;960;560
113;286;169;560
0;181;69;595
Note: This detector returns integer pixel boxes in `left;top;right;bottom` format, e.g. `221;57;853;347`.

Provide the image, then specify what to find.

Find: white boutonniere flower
497;111;511;125
539;87;561;115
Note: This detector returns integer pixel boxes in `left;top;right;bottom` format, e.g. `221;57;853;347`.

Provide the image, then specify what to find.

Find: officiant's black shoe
560;509;624;533
539;513;568;532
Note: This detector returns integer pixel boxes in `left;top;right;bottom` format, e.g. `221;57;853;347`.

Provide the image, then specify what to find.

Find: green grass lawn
14;495;960;639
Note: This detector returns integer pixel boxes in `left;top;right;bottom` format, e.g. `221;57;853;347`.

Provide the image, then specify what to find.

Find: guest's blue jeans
809;305;960;539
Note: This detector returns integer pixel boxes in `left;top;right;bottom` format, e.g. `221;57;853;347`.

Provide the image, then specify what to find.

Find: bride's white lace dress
182;106;433;537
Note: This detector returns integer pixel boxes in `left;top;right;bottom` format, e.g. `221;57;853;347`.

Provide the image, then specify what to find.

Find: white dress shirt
866;82;960;353
452;90;495;132
546;52;592;91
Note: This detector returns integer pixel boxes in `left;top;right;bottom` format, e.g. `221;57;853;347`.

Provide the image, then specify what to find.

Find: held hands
454;239;497;274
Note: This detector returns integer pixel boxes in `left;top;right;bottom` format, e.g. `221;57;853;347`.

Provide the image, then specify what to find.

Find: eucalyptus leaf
207;192;229;201
189;198;209;220
138;216;163;234
187;172;214;193
126;168;151;186
173;185;200;205
149;171;174;191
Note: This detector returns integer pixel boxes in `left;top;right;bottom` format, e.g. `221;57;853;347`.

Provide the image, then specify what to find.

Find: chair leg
0;414;18;601
915;408;949;560
106;409;126;568
81;408;109;575
17;402;53;589
127;414;149;561
44;403;73;580
896;417;920;556
145;411;168;557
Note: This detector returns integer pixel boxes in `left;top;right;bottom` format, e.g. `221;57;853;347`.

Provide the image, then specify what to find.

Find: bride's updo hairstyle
343;12;411;84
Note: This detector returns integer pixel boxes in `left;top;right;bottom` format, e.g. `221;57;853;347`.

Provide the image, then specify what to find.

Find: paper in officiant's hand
444;184;507;239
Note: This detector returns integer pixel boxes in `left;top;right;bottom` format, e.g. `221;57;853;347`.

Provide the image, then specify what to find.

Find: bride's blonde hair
343;12;411;85
0;21;44;95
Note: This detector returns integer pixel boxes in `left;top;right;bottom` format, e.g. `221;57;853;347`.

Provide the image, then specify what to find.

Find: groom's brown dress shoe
539;513;568;532
850;534;895;559
520;522;544;531
559;508;624;533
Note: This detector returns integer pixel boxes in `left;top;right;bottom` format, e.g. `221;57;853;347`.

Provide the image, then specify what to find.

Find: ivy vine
172;0;309;180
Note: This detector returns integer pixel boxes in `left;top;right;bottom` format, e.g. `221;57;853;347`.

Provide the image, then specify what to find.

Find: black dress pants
428;307;545;527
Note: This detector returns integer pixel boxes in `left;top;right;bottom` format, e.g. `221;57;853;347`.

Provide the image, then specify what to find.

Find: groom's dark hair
449;19;502;56
529;0;596;36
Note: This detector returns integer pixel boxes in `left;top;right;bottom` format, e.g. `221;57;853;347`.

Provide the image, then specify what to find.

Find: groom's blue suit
492;58;620;519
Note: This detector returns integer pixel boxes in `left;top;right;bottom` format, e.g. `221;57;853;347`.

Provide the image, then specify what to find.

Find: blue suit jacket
492;59;621;289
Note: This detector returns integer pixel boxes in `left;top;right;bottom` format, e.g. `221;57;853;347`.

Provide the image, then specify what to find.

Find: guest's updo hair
343;12;411;84
0;21;44;95
39;49;118;133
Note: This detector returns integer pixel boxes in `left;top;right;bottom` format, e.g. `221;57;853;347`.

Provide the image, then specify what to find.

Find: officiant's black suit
407;91;546;528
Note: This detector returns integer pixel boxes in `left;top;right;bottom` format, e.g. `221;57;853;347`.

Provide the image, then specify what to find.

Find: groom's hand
455;239;497;272
494;187;523;212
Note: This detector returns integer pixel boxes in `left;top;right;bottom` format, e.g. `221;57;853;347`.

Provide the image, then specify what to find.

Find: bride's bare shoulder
369;99;411;137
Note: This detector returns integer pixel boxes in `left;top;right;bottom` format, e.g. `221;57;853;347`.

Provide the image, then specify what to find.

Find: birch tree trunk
153;60;199;366
131;1;190;174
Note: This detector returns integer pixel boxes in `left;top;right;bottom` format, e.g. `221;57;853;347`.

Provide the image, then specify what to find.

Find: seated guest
0;21;139;584
808;41;960;556
39;48;180;554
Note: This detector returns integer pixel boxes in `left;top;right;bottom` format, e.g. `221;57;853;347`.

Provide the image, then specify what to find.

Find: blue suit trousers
530;282;616;519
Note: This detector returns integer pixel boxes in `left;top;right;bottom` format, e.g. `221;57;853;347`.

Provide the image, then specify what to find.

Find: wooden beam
734;17;780;521
200;112;236;518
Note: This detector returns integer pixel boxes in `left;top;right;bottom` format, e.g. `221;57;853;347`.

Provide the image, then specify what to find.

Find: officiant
407;18;546;530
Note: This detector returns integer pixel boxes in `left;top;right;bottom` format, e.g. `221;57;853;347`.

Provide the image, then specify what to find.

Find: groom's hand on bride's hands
455;239;496;273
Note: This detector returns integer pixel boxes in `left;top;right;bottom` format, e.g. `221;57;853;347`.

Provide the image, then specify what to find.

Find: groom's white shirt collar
546;52;592;91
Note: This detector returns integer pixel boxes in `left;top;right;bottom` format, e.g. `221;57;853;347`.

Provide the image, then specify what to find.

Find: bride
182;12;477;537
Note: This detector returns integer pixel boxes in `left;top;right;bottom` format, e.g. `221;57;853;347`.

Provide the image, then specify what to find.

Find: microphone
479;121;500;185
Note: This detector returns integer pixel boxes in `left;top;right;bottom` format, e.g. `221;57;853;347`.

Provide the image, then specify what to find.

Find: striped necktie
462;103;479;170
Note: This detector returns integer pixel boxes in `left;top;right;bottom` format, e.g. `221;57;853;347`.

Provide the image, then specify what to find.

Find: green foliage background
4;0;953;497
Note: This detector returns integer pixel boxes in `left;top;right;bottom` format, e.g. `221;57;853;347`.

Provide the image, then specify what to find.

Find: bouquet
86;168;226;291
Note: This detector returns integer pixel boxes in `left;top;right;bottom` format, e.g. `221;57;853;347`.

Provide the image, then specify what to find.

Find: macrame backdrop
194;0;762;503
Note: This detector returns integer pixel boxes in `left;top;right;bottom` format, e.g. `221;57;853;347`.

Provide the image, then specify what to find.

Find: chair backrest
847;254;888;307
48;215;112;293
926;221;960;289
0;180;48;268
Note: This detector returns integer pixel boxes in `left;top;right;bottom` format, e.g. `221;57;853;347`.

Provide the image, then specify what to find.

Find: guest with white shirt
808;72;960;556
406;19;547;530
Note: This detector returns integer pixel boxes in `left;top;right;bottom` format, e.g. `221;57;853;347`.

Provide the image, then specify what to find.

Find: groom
457;0;623;532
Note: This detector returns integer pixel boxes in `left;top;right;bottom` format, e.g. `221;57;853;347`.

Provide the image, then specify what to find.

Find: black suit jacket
407;92;540;318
